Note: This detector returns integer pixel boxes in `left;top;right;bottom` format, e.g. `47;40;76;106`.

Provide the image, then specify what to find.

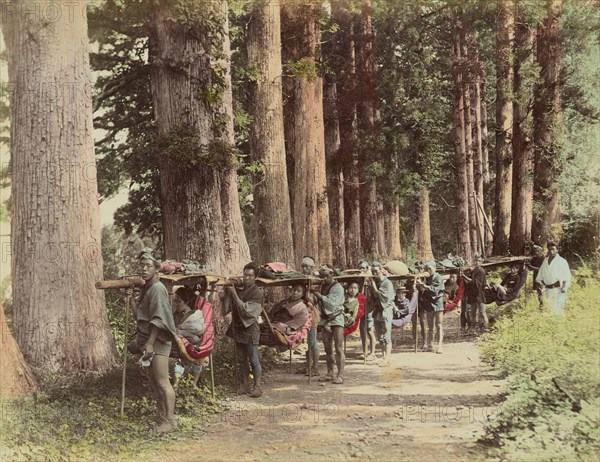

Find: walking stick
121;289;131;418
227;290;239;395
414;278;419;354
307;279;315;385
209;354;216;399
361;278;368;365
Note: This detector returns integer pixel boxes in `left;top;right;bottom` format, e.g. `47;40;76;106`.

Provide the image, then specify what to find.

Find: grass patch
479;267;600;461
0;330;284;462
0;359;227;461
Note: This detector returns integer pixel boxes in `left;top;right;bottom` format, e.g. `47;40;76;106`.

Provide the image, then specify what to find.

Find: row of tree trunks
323;72;347;268
247;1;295;269
355;0;379;258
282;2;333;267
532;0;563;245
150;0;250;276
2;1;116;372
452;22;473;261
493;0;516;255
334;7;362;268
470;33;487;254
460;29;480;257
510;16;536;255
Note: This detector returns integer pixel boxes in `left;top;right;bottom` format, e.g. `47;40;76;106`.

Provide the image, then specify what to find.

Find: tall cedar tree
247;0;295;268
281;1;333;267
323;71;347;268
149;0;250;274
2;1;116;371
468;32;488;252
461;27;480;256
493;0;516;255
453;20;473;261
322;8;347;268
415;186;435;261
356;0;381;258
333;6;361;267
510;16;535;255
532;0;563;245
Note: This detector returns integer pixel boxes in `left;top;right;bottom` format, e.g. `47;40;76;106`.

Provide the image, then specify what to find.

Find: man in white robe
535;242;571;315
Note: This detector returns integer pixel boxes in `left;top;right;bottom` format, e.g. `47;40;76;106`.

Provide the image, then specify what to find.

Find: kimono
136;280;177;356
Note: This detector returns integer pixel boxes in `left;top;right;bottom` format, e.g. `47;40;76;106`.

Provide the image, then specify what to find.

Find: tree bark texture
510;18;535;254
480;77;493;251
323;72;347;268
282;2;333;267
150;1;250;275
248;1;295;268
355;0;379;258
3;1;115;371
452;24;473;261
386;202;402;260
493;0;515;255
461;29;480;257
1;301;38;394
532;0;563;245
333;7;361;268
471;73;486;253
414;187;435;262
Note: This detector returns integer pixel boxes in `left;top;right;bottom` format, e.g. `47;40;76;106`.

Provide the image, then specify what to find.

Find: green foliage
286;57;319;82
479;273;600;461
158;126;237;171
0;365;226;462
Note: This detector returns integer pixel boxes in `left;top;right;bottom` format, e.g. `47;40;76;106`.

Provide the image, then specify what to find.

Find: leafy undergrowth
479;267;600;461
0;331;282;462
0;363;226;462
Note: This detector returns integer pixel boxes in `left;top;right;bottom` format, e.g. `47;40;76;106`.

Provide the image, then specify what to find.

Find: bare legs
150;354;176;431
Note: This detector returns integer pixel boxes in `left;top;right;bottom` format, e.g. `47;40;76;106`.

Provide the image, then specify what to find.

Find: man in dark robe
223;262;264;398
134;252;178;432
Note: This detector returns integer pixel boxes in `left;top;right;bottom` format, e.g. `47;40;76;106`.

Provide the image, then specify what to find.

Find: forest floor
142;314;504;462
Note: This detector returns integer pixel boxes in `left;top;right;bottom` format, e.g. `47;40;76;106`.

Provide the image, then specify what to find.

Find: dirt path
150;319;503;462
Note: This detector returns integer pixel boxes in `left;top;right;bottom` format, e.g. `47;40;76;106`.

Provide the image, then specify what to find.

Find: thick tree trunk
415;187;435;262
1;302;38;394
461;30;480;257
220;4;252;273
3;2;115;372
282;2;333;267
323;73;347;268
493;0;515;255
532;0;563;245
150;1;250;275
248;1;295;268
510;19;535;255
453;24;473;261
356;0;379;258
334;8;361;267
386;202;402;260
